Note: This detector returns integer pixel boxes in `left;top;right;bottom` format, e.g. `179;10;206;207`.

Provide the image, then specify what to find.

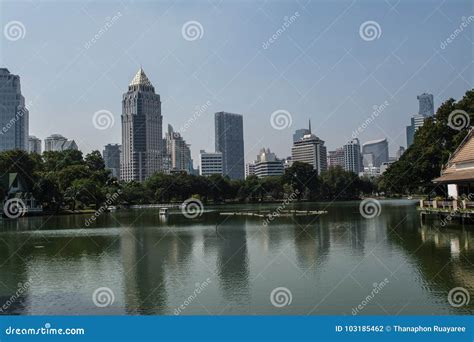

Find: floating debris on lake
219;210;327;218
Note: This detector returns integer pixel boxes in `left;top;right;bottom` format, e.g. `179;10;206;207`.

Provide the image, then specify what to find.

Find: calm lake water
0;200;473;315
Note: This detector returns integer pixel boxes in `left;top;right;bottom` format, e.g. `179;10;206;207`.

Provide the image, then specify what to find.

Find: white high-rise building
28;136;42;154
166;125;192;173
253;148;284;178
0;68;28;152
44;134;78;152
343;138;362;174
199;150;223;176
121;68;163;182
291;122;327;175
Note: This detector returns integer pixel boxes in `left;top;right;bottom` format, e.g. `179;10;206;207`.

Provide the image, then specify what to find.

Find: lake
0;199;473;315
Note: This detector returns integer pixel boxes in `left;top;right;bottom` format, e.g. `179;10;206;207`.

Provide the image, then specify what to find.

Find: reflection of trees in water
387;214;474;314
292;223;330;271
120;227;195;314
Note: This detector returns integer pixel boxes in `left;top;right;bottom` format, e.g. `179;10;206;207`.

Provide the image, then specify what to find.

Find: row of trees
0;148;375;210
378;89;474;195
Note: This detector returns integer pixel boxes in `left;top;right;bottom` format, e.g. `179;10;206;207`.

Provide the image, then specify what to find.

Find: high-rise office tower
215;112;244;180
362;138;389;167
103;143;121;179
165;124;192;173
343;138;362;174
121;68;163;182
291;121;327;175
327;148;345;168
417;93;434;117
28;136;42;154
0;68;29;152
199;150;223;176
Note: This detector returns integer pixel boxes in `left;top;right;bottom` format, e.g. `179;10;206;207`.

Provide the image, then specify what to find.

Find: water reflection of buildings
203;218;250;305
292;222;330;270
120;227;195;314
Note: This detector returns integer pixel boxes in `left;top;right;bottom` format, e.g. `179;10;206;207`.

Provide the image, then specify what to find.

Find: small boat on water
107;206;118;211
159;208;169;216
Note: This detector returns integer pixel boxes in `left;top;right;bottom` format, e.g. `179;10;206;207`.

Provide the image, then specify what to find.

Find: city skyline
0;0;471;164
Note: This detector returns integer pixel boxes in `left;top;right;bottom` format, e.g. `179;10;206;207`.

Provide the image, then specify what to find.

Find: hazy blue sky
0;0;472;164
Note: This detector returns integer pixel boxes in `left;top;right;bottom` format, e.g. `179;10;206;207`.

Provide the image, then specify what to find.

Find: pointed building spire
130;67;153;87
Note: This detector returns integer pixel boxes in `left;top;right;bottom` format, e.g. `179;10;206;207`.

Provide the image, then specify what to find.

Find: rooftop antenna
308;119;312;134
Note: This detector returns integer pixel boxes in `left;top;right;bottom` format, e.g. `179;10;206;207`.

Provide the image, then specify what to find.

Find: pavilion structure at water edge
433;128;474;199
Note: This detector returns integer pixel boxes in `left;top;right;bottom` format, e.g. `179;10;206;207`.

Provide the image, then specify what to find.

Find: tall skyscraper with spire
121;68;163;182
